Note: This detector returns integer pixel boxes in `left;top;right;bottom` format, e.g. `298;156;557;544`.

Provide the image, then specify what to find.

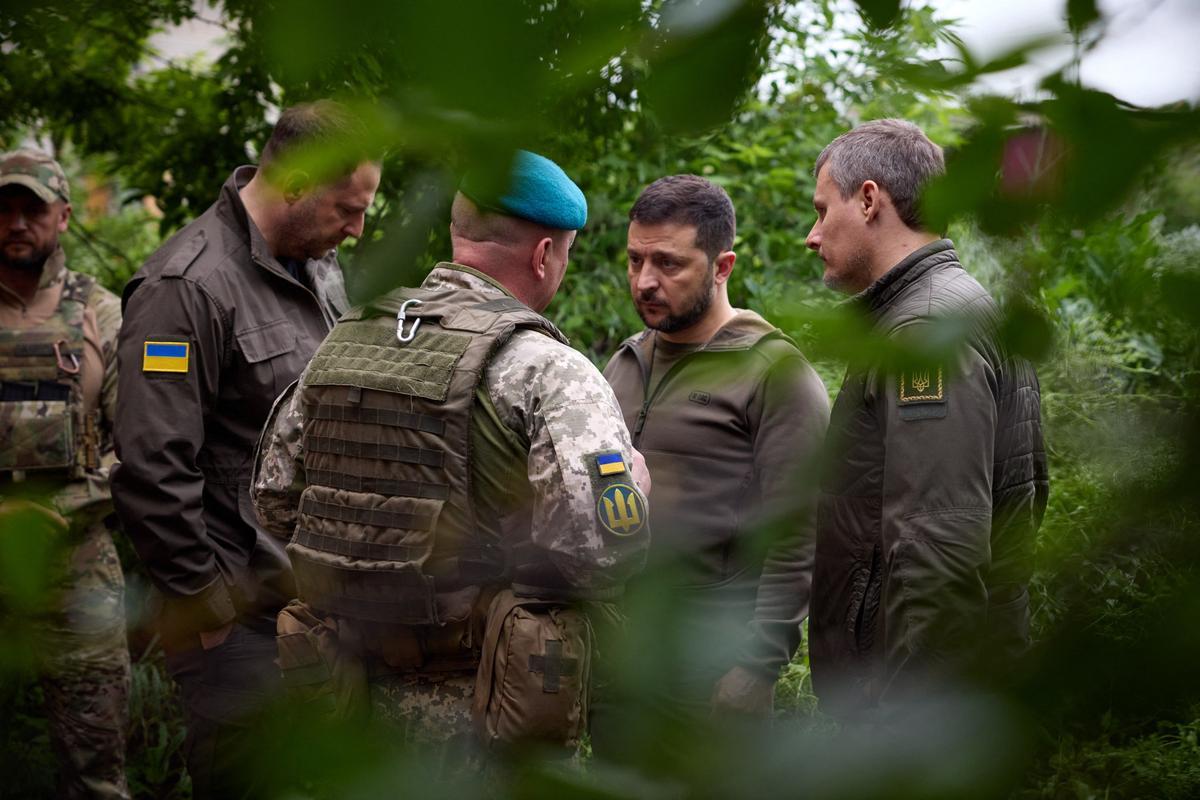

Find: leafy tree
2;1;1200;798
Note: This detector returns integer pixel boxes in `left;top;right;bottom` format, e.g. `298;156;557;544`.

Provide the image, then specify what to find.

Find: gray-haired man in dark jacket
805;119;1048;720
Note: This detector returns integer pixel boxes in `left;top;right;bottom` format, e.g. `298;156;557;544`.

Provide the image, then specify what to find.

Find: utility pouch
276;599;369;720
0;399;75;472
472;590;592;751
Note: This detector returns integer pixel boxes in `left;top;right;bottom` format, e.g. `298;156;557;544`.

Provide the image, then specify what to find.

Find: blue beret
460;150;587;231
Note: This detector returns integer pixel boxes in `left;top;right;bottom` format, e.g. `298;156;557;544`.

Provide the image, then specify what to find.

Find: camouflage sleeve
90;283;123;448
250;380;306;540
486;332;648;598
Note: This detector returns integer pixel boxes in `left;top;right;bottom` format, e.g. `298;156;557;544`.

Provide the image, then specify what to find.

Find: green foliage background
2;0;1199;798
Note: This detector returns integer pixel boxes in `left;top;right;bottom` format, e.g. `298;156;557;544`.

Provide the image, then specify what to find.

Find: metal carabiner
53;339;81;375
395;298;424;344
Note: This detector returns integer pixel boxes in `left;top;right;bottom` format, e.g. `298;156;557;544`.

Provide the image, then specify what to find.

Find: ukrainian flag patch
142;341;190;373
595;451;626;476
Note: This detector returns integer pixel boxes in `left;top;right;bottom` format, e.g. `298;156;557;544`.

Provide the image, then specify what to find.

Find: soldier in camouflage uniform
0;150;130;799
252;150;650;748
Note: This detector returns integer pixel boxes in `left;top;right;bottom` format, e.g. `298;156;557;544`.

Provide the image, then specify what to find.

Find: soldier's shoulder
501;329;599;373
753;328;806;364
882;262;994;335
85;279;122;335
489;330;609;402
134;209;240;286
927;265;992;314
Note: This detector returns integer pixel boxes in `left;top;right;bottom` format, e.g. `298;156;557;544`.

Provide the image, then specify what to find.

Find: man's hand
711;665;776;716
199;621;235;650
632;447;652;496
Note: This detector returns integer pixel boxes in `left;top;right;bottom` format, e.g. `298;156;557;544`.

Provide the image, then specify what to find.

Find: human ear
532;237;552;281
57;202;72;233
714;251;736;284
282;170;312;204
861;180;881;223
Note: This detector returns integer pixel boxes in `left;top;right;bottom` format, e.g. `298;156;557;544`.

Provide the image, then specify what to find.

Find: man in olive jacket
112;101;380;798
805;120;1048;720
604;175;829;722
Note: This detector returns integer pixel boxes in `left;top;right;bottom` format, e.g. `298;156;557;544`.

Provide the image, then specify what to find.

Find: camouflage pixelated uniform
0;247;130;800
253;264;649;744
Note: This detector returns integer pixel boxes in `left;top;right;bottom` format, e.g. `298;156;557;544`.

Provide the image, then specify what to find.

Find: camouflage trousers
370;669;476;743
36;523;131;800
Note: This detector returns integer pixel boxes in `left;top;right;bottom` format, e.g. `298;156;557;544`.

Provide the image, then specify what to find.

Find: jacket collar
216;166;280;270
214;167;348;321
38;246;67;290
620;308;782;361
852;238;957;318
421;262;516;298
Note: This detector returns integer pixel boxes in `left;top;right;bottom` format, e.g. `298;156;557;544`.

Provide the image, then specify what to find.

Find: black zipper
629;334;704;446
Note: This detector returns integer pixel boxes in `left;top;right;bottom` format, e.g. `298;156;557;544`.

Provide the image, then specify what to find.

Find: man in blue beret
251;150;649;753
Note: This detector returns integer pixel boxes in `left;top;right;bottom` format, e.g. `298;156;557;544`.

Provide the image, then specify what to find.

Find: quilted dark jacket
809;239;1048;718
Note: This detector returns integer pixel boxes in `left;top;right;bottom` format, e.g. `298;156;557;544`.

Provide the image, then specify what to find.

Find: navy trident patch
597;483;646;537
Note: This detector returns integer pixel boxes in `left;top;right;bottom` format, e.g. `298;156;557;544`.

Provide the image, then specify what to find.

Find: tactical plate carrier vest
0;271;100;479
289;286;568;627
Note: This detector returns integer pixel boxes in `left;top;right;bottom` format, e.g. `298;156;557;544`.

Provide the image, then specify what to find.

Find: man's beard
276;200;330;261
637;279;715;334
0;240;55;273
822;248;873;294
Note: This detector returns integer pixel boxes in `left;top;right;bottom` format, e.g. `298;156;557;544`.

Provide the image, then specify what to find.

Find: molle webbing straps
290;286;567;626
304;469;450;500
306;402;446;435
291;557;439;625
0;270;95;476
299;495;439;532
305;435;446;467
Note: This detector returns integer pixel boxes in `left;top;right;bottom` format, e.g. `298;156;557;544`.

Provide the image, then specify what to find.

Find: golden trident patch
598;483;646;536
899;366;944;403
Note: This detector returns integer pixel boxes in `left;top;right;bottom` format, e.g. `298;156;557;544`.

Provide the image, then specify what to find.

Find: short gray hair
814;119;945;231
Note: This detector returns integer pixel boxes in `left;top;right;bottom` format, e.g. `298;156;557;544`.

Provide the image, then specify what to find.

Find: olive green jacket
605;310;829;679
809;239;1049;718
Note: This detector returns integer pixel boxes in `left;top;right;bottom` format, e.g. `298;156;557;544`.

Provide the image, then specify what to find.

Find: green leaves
639;0;772;134
854;0;902;30
923;84;1200;236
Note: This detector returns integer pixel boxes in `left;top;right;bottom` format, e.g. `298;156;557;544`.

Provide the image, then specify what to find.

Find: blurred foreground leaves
2;0;1200;798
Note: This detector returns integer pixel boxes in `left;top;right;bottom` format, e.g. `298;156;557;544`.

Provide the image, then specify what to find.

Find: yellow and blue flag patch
595;451;626;476
143;341;190;374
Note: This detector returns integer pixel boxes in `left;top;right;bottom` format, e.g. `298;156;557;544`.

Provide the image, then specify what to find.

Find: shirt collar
421;262;517;298
38;246;67;289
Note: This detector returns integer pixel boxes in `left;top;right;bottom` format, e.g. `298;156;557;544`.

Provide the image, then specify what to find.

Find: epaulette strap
162;231;207;277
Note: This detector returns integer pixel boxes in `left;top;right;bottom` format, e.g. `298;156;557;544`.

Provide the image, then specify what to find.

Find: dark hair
629;174;736;261
814;118;945;231
259;100;374;185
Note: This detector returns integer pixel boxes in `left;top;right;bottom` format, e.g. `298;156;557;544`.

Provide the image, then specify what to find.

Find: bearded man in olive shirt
604;175;829;720
111;101;381;799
